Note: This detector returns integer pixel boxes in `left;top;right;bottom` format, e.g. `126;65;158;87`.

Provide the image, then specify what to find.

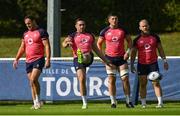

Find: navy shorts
73;52;94;70
105;55;127;67
26;57;45;73
137;62;159;75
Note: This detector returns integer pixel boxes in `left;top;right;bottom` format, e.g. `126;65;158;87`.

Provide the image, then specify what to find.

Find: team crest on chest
107;32;112;36
25;35;29;38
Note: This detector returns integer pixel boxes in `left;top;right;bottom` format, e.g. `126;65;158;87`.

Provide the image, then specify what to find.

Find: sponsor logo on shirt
112;36;118;42
27;38;33;45
144;44;152;52
80;38;88;43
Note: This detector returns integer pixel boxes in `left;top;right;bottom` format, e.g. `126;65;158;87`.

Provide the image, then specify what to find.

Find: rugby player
62;18;111;109
97;13;134;108
13;15;51;109
130;19;169;108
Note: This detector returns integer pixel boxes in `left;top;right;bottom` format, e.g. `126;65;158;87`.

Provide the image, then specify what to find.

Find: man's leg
139;75;148;108
152;81;163;108
77;68;87;109
109;75;117;107
106;65;117;108
27;72;34;102
119;64;134;108
28;68;41;109
121;77;130;101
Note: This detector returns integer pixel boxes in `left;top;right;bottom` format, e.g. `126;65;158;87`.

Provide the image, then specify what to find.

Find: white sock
141;98;146;105
33;100;37;106
157;96;163;105
35;95;40;103
125;95;130;103
110;96;116;104
81;96;87;105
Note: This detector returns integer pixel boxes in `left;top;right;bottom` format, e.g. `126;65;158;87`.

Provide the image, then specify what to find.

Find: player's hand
66;38;73;47
123;53;129;60
13;60;18;69
131;65;136;73
164;62;169;70
45;59;51;69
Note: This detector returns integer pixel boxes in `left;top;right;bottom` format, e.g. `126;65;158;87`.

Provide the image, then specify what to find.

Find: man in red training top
97;13;134;108
13;15;51;109
130;19;169;108
62;18;111;109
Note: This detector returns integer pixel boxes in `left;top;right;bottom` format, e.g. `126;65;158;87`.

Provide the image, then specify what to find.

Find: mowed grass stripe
0;102;179;115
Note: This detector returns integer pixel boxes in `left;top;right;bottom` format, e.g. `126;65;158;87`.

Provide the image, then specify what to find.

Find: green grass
0;101;180;115
159;32;180;56
0;38;20;58
0;32;180;57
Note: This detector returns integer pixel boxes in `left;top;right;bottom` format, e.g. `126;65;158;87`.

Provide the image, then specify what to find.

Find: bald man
130;19;168;108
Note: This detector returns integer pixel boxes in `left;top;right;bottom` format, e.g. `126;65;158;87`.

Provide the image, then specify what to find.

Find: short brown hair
107;12;118;19
75;18;85;24
24;15;36;21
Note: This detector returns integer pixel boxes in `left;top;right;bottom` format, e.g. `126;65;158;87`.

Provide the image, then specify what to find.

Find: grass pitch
0;32;180;57
0;101;180;115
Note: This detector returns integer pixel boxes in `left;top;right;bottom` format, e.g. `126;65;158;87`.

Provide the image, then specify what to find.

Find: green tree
0;0;22;36
61;0;178;35
163;0;180;31
17;0;47;29
0;0;179;37
0;0;47;36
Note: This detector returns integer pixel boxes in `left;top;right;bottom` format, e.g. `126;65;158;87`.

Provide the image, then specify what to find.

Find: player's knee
108;76;116;84
120;69;129;79
29;80;35;87
140;81;147;88
29;78;37;85
122;77;129;84
78;75;86;83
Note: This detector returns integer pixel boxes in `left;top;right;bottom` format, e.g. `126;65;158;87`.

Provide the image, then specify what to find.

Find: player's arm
124;34;132;60
130;47;137;73
97;36;105;54
13;40;25;69
157;43;169;70
43;38;51;68
62;36;73;48
125;34;132;50
92;40;111;67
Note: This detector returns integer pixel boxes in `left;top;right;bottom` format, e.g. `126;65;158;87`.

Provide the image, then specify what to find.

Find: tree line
0;0;179;36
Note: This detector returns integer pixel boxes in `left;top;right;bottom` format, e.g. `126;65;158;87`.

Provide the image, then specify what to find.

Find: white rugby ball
147;71;161;81
82;53;92;64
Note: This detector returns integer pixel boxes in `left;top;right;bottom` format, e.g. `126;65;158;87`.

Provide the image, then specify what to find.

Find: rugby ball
82;52;92;64
147;71;162;81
